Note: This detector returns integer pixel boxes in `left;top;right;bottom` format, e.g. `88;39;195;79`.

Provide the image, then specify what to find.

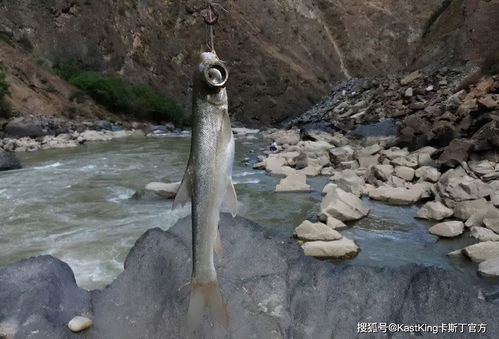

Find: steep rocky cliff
0;0;497;125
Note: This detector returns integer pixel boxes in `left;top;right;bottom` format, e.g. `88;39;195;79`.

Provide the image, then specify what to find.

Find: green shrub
68;71;184;123
0;72;11;118
53;58;86;81
0;33;14;47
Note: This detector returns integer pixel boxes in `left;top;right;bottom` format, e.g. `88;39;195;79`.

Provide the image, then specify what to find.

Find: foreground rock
416;201;453;221
144;182;180;199
0;151;21;171
320;187;370;221
463;242;499;263
275;174;310;192
1;215;499;338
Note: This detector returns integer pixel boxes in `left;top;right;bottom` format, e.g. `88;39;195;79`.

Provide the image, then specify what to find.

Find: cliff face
0;0;497;126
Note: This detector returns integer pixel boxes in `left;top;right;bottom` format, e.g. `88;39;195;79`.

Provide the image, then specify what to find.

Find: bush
53;58;85;81
0;72;11;118
68;71;184;124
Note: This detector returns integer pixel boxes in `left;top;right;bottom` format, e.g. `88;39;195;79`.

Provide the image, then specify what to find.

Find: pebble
68;316;93;333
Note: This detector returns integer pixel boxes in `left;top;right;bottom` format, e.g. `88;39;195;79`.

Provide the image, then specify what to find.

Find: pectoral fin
224;179;238;217
172;171;192;209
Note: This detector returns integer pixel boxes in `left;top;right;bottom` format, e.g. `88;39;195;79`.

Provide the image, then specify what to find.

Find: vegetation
53;58;184;124
0;72;11;118
0;33;14;47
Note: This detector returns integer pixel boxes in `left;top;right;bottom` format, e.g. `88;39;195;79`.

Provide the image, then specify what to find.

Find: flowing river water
0;135;494;290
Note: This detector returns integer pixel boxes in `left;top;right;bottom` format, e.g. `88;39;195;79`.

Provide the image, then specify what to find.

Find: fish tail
186;280;229;330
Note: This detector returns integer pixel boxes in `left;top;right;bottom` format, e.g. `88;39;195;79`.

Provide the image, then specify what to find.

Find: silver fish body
173;51;237;329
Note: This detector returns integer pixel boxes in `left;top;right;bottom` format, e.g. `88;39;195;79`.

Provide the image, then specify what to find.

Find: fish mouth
203;61;229;88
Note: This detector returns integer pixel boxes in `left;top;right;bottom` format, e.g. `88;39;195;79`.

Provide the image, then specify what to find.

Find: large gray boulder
1;215;499;338
0;151;22;171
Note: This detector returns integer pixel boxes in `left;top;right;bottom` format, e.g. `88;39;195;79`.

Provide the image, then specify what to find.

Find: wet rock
0;151;22;171
294;221;342;241
429;221;464;238
301;238;359;259
415;166;441;183
68;316;93;333
417;201;453;221
275;174;310;192
330;170;364;196
463;242;499;263
470;227;499;242
368;185;425;205
394;166;415;181
479;258;499;278
320;187;370;221
144;182;180;199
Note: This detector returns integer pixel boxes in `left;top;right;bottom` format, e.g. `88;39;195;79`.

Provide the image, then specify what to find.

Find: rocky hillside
0;0;497;125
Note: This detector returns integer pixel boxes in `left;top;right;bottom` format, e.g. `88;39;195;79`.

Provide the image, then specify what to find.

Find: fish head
197;52;229;90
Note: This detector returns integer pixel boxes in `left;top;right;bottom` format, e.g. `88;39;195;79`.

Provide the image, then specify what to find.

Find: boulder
356;144;381;157
3;117;46;138
453;199;489;221
438;139;472;168
372;164;394;181
292;151;308;170
381;147;409;160
357;154;379;169
416;201;453;221
329;146;354;165
484;211;499;234
322;183;337;195
368;185;425;205
415;166;440;183
275;174;311;192
78;130;113;142
301;238;359;259
429;221;464;238
0;151;22;171
472;120;499;151
294;221;342;241
437;168;492;202
320;187;370;221
330;170;365;196
470;227;499;242
297;165;323;177
1;215;499;338
463;242;499;263
394;166;415;181
320;167;335;176
478;258;499;278
339;160;359;170
264;129;300;145
326;215;348;230
144;182;180;199
265;157;296;177
391;155;418;168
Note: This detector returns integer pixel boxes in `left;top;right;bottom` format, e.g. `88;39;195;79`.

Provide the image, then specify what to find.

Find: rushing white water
0;136;489;290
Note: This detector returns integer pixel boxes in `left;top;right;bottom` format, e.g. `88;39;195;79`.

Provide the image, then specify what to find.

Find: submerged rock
1;215;499;338
0;151;22;171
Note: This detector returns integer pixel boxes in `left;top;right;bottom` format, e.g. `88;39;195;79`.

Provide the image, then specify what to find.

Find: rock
357;154;379;169
429;221;464;238
78;130;113;142
320;167;335;176
339;160;359;170
381;147;409;160
144;182;180;199
470;227;499;242
2;215;499;337
301;238;359;259
372;164;394;181
322;183;337;195
478;258;499;278
275;174;311;192
453;198;489;220
326;215;347;230
356;144;381;157
415;166;440;183
484;210;499;234
386;175;406;188
297;165;323;177
3;117;46;138
329;146;354;165
265;157;296;177
404;87;413;97
330;170;364;196
469;160;496;177
447;249;463;257
400;71;422;85
394;166;415;181
68;316;93;333
264;129;300;146
294;220;342;241
491;191;499;207
0;151;22;171
320;187;370;221
437;168;492;202
463;242;499;263
438;139;472;168
472;121;499;151
292;151;308;170
368;185;425;205
391;155;418;168
417;201;453;221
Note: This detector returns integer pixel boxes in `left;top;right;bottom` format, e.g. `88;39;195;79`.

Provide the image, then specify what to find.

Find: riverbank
1;214;498;338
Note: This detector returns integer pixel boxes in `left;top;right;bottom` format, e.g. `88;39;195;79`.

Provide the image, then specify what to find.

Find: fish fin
186;281;229;330
214;229;223;257
172;171;192;209
224;179;238;217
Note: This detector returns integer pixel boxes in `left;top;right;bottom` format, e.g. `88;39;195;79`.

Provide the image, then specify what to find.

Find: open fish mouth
204;61;229;88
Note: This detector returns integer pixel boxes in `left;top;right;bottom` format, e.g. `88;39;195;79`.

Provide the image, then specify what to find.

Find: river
0;135;493;290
